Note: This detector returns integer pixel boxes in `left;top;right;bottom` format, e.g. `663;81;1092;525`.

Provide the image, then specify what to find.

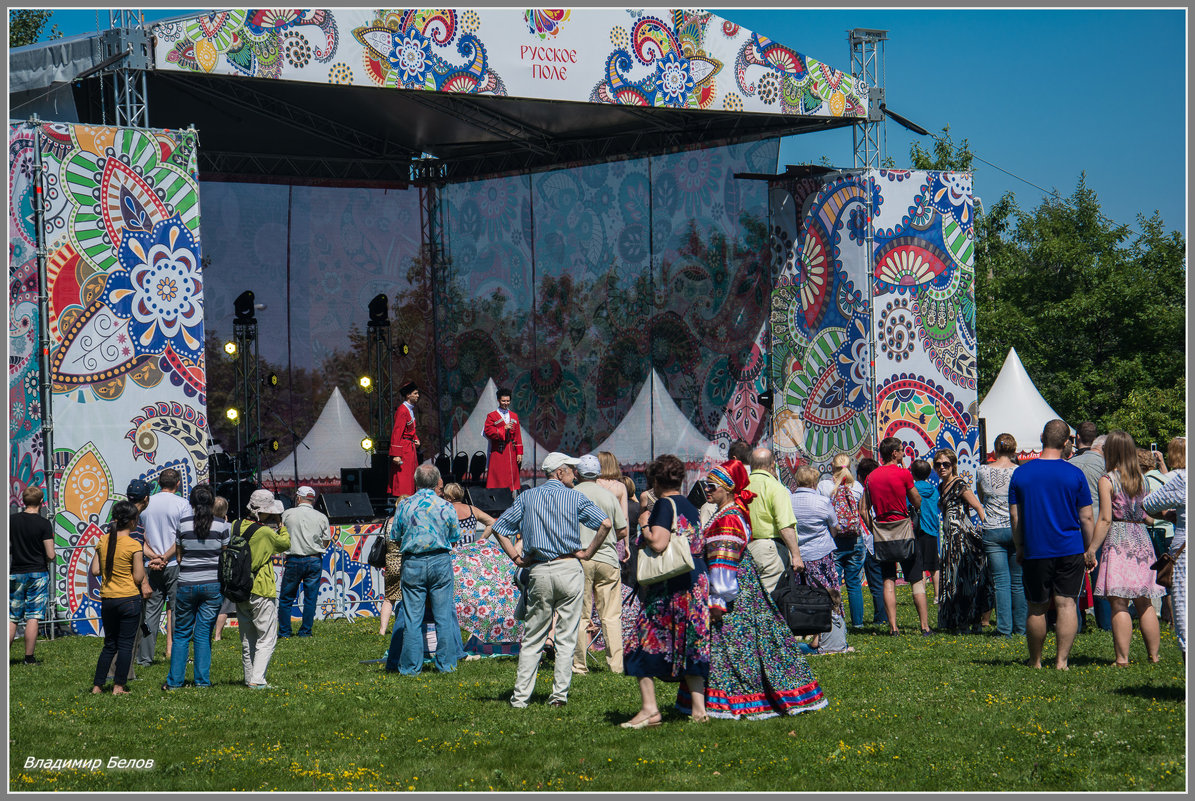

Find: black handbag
770;567;833;636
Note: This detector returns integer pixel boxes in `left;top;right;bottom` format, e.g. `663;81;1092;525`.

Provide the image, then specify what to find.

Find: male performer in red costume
388;382;421;498
483;387;523;494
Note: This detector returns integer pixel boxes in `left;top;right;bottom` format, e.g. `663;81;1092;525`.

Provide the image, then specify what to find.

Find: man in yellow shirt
745;447;805;593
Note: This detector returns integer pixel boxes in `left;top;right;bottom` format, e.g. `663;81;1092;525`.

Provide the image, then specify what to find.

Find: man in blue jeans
278;486;331;638
388;465;461;675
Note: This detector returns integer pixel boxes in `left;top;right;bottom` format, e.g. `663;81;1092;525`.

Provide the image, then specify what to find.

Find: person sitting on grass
91;501;149;694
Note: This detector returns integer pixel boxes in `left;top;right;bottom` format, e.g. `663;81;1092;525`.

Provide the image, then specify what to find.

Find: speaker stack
466;487;514;517
319;492;374;523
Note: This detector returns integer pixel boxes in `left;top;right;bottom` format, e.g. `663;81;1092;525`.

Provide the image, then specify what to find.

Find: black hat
400;381;419;399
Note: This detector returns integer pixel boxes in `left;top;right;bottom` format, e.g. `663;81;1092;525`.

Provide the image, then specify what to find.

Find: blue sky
45;8;1186;236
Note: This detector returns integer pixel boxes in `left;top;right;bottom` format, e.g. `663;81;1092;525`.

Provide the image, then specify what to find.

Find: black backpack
219;520;261;603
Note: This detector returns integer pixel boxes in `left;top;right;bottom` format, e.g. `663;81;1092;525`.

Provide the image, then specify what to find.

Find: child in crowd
212;496;234;641
911;459;942;603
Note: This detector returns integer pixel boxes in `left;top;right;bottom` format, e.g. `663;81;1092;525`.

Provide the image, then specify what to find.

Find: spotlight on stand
367;294;389;327
360;437;374;452
399;342;410;356
358;375;373;392
223;341;237;356
757;390;774;410
266;373;279;388
234;290;257;322
226;407;239;421
268;438;280;452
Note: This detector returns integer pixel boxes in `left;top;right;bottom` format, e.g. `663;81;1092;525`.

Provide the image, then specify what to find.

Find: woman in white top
975;433;1025;637
818;454;867;630
793;465;852;654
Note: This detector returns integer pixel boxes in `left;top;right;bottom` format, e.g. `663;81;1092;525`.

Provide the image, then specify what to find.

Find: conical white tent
450;378;550;466
595;369;713;467
979;347;1070;458
262;387;370;483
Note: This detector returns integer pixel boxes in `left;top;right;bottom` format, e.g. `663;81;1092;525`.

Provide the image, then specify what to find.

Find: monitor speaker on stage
467;487;514;516
320;492;374;523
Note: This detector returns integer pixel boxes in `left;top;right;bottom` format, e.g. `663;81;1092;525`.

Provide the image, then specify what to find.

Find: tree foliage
910;129;1187;445
9;9;61;47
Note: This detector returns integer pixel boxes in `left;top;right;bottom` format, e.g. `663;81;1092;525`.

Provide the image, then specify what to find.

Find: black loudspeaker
467;487;514;516
320;492;374;523
341;468;368;495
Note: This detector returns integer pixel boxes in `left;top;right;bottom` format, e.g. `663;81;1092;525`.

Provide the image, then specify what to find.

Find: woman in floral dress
935;448;992;633
1087;430;1163;665
622;455;708;728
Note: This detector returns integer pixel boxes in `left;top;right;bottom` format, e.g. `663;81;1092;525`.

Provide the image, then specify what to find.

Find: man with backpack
222;489;290;688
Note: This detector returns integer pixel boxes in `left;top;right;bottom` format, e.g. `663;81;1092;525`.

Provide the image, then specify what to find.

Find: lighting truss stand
233;317;262;486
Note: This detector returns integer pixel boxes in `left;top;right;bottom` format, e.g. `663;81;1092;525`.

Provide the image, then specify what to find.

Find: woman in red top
388;382;421;498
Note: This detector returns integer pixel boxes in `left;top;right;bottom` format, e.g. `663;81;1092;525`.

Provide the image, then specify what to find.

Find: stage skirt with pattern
680;552;828;720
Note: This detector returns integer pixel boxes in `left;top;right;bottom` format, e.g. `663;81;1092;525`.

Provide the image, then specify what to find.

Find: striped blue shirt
177;517;231;586
493;480;609;562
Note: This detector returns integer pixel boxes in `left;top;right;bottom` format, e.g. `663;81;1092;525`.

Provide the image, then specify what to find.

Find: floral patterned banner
152;8;866;119
770;168;977;483
13;121;209;632
9;124;45;507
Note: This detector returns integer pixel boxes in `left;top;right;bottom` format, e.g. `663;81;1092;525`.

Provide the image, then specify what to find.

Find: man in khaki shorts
745;448;804;592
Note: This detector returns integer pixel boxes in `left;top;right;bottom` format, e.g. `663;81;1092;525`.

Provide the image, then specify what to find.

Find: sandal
620;712;662;729
688;714;710;724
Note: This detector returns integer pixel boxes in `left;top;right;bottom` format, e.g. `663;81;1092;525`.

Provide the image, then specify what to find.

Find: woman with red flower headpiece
686;460;829;721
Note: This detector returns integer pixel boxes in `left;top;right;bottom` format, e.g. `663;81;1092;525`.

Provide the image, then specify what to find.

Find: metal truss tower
102;10;151;128
850;28;888;169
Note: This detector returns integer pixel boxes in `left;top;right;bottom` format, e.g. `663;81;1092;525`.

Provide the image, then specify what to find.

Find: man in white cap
278;486;331;638
492;452;613;708
571;454;628;675
235;489;290;688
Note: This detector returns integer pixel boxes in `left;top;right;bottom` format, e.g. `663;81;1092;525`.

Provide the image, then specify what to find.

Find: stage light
757;390;774;410
234;290;256;322
267;373;279;387
399;342;410;356
360;437;374;452
223;341;237;356
367;293;389;326
225;407;239;421
269;438;280;452
358;375;372;391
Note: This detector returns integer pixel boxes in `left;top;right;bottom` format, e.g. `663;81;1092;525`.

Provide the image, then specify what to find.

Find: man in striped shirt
492;452;612;708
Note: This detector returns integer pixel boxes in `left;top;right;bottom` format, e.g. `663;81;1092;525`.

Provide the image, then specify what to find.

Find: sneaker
23;655;40;665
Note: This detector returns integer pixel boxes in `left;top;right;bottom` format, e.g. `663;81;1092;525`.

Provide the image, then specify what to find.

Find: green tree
9;9;61;47
909;125;974;172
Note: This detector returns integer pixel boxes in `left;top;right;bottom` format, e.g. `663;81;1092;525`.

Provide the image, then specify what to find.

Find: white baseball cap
576;454;601;478
542;452;580;473
296;486;316;499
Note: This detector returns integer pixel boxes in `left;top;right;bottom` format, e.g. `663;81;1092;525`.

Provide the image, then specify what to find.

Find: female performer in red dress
388;382;420;498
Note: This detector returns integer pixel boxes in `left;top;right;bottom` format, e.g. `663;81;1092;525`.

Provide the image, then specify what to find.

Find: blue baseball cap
125;479;152;502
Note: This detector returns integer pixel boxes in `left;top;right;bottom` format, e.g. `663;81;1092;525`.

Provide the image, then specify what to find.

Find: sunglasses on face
701;481;717;494
933;461;953;469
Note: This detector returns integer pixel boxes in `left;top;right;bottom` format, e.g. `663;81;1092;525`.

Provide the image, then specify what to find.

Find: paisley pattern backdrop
9;124;45;507
8;122;208;633
437;139;778;461
152;8;866;120
771;168;978;483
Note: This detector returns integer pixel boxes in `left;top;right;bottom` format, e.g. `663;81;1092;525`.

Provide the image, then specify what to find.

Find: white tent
979;347;1070;457
262;387;370;483
594;369;713;466
449;378;550;466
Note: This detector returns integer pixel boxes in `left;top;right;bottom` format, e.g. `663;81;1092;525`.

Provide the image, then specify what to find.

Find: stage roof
11;8;869;183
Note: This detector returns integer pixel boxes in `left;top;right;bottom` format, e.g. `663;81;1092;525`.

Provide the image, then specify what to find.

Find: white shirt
404;400;416;426
140;491;191;567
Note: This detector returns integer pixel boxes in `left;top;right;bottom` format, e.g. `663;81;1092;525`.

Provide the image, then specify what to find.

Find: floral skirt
680;552;828;720
452;541;524;648
1094;521;1163;600
803;552;845;618
624;561;710;681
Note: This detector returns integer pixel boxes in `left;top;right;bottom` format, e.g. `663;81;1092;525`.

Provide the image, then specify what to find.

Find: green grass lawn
9;592;1186;792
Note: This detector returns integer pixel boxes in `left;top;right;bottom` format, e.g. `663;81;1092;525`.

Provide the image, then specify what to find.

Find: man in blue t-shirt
1009;419;1095;671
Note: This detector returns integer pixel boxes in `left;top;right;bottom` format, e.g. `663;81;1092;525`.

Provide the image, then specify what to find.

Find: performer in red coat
483;387;523;493
388;381;421;498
